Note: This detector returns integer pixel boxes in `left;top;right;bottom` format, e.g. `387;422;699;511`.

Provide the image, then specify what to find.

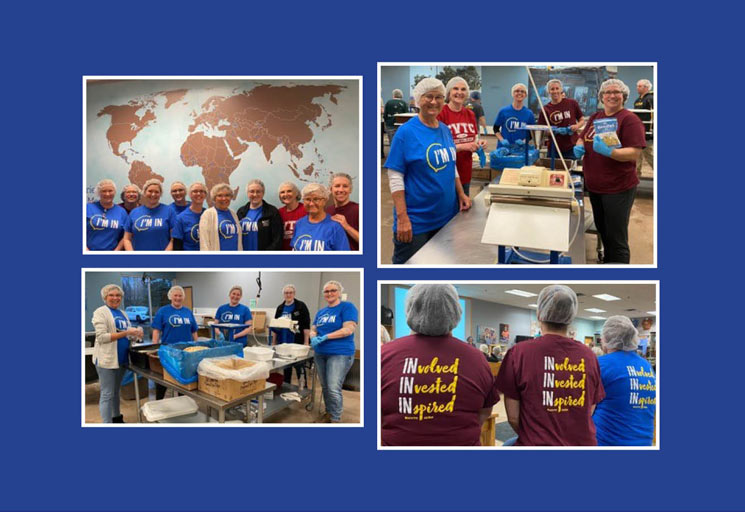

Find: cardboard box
163;367;198;391
198;358;266;401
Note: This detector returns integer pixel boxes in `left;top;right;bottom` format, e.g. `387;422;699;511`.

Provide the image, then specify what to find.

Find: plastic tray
275;344;311;358
243;346;274;361
141;396;198;422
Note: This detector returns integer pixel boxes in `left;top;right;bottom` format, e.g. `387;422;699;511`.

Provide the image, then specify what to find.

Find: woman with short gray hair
592;316;656;445
380;284;499;445
87;179;131;251
198;183;242;251
290;183;349;251
236;179;283;251
118;184;141;214
91;284;143;422
385;77;470;264
383;88;409;146
573;78;646;263
272;283;311;387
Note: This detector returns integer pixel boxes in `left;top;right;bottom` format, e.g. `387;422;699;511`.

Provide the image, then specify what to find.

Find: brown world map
97;85;344;199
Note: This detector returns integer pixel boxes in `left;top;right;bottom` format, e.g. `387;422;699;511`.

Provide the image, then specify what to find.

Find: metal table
406;185;586;265
129;365;276;423
259;352;319;419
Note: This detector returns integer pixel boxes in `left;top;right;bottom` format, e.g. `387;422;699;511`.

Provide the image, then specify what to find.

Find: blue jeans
314;353;354;422
96;365;126;423
503;436;518;446
392;228;441;264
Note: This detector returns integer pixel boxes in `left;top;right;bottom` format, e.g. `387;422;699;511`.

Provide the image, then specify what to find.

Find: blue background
3;1;743;511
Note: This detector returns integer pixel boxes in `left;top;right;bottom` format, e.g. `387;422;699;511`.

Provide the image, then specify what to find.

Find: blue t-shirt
214;303;253;346
593;351;656;446
313;301;358;355
493;105;536;143
240;206;262;251
170;201;191;215
86;202;131;251
109;307;130;366
152;305;197;345
172;208;202;251
384;116;459;235
291;215;350;251
275;302;296;344
217;208;240;251
128;204;178;251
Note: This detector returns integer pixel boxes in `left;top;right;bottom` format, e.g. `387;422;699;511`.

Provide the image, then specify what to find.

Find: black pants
589;187;636;264
155;383;167;400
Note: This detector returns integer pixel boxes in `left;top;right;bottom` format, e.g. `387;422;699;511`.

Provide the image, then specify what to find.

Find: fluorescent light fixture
589;316;607;320
592;293;621;302
528;303;538;308
585;308;607;313
646;311;656;315
505;289;538;298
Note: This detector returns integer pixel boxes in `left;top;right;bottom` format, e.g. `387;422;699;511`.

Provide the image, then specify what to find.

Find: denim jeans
96;365;126;423
392;227;440;264
314;353;354;422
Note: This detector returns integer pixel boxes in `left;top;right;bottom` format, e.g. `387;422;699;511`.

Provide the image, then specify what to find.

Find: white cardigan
199;207;243;251
92;305;131;369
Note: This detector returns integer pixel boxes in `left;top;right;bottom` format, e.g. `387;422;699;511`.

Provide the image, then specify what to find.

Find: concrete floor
379;135;655;265
84;372;360;425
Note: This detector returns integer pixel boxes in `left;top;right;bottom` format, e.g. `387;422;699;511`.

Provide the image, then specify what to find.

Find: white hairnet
405;284;461;336
445;76;469;102
602;315;639;351
537;285;578;325
412;77;446;105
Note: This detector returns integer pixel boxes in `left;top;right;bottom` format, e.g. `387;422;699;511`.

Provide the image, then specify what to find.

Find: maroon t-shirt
325;201;359;250
381;334;499;446
437;104;478;185
538;98;583;152
279;203;306;251
580;109;646;194
495;334;605;446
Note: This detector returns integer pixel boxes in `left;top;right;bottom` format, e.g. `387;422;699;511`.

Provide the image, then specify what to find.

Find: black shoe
112;415;124;423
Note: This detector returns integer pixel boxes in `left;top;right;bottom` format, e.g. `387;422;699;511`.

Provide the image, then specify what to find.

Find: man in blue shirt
493;83;535;144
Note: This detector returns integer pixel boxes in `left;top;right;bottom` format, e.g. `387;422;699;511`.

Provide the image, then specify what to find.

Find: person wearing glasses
290;183;350;251
493;83;535;146
573;79;646;264
310;280;358;423
385;77;471;264
168;181;191;215
271;284;311;387
86;179;131;251
199;183;242;251
172;182;207;251
537;79;585;160
236;179;283;251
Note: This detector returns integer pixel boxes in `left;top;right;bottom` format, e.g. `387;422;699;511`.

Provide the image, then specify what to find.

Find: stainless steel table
406;185;586;265
129;366;276;423
260;353;319;418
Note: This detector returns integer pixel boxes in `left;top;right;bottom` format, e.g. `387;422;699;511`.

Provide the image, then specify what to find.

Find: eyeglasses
421;94;445;103
603;91;624;96
323;289;339;294
304;197;325;203
192;190;206;194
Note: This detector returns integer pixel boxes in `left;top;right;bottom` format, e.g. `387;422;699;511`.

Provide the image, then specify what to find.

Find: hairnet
412;77;445;105
536;285;578;325
511;83;528;95
392;88;403;99
598;78;630;103
95;179;116;197
470;91;481;101
405;284;461;336
601;315;639;351
100;284;123;301
637;79;652;91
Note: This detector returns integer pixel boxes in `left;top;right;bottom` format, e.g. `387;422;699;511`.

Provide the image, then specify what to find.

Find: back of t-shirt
496;334;605;446
381;334;499;446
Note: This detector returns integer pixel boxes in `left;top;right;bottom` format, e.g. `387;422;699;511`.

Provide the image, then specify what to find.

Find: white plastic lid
141;396;199;422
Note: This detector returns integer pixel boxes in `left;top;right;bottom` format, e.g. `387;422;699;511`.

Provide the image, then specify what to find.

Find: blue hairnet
405;284;461;336
470;91;481;100
602;316;639;351
537;285;578;325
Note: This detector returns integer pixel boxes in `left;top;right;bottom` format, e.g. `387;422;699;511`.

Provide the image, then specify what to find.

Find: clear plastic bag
198;355;270;382
158;340;243;385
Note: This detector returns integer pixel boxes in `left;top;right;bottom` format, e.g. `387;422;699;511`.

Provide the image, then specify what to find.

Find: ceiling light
528;303;537;308
585;308;606;313
592;293;621;302
646;311;656;316
505;289;538;298
589;316;607;320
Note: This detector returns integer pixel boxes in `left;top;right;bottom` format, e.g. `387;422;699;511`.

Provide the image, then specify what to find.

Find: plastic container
243;346;274;361
157;411;243;423
275;344;311;359
141;396;198;422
